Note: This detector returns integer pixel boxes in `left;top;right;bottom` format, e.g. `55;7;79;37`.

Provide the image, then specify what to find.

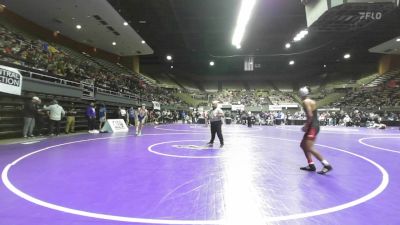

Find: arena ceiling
0;0;153;56
107;0;400;81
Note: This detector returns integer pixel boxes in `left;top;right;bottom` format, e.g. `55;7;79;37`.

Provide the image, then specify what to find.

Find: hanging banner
0;65;22;96
269;105;283;111
152;101;160;110
232;105;245;111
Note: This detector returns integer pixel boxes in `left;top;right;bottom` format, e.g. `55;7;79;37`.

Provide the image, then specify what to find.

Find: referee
207;101;224;148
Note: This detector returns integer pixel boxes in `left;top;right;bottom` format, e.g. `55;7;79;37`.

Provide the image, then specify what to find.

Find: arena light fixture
141;40;146;44
285;43;291;49
324;64;327;68
293;29;308;42
344;53;351;59
112;42;116;46
166;55;172;61
289;60;295;65
209;61;215;66
76;24;82;30
396;38;400;42
123;21;129;26
231;0;257;49
170;65;174;69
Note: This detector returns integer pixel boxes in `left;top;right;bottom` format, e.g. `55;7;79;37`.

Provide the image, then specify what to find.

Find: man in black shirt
207;101;224;148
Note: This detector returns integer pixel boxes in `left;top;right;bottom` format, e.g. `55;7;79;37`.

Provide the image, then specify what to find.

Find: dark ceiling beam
168;0;191;51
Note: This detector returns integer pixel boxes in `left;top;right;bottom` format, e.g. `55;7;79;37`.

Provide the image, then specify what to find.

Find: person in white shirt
207;101;224;148
43;100;65;136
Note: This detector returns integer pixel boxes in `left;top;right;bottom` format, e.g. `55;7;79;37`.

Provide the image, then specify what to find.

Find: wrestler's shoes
300;164;316;171
317;165;333;175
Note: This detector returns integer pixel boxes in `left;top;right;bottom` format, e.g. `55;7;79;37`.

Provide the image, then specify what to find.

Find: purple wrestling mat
0;124;399;225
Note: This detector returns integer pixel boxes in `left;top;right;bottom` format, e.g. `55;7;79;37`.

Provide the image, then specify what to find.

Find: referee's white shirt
208;108;224;122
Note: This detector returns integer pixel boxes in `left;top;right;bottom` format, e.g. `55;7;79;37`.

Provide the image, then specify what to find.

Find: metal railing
95;87;141;101
4;63;145;101
17;68;82;88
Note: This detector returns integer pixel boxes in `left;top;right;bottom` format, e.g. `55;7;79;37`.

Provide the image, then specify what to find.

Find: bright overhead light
289;60;295;65
123;21;128;26
170;65;174;69
293;29;308;42
236;45;241;49
323;64;327;68
76;24;82;30
285;43;291;49
209;61;215;66
141;40;146;44
396;38;400;42
344;53;351;59
231;0;257;49
166;55;172;61
112;42;116;46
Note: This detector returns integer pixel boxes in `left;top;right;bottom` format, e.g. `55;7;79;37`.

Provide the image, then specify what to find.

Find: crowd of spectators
0;24;187;106
268;91;297;105
226;109;400;127
212;89;267;106
330;86;400;109
211;89;297;106
316;110;399;127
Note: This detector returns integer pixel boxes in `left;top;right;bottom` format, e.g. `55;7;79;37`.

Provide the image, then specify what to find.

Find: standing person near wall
86;102;98;134
43;100;65;136
35;99;47;136
203;110;209;127
128;106;136;127
23;96;41;138
65;103;77;134
125;106;130;126
98;104;107;130
118;106;127;120
247;111;252;128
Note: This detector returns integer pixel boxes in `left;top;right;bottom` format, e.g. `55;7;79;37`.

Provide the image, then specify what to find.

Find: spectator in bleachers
43;100;65;136
22;96;41;138
65;103;77;134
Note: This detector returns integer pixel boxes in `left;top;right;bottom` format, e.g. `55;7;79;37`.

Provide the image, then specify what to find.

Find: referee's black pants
209;120;223;145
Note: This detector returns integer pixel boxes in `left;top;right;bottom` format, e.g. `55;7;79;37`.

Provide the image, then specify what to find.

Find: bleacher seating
0;21;188;107
366;69;400;87
327;69;400;109
267;90;297;105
